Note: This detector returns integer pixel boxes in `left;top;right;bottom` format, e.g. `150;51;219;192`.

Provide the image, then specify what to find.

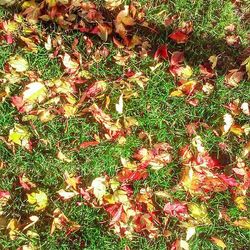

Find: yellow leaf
209;55;218;69
63;171;81;190
124;116;138;129
8;124;31;149
57;151;72;163
211;237;226;249
46;0;57;7
27;190;48;211
241;56;250;79
188;203;211;225
8;55;29;72
63;104;77;118
230;125;244;136
23;82;47;103
7;218;19;240
234;196;247;211
20;36;38;52
105;0;122;10
180;65;193;79
233;217;250;229
38;109;55;123
170;90;184;97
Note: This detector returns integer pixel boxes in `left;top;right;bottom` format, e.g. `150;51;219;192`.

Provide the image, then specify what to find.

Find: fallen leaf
211;237;226;249
8;55;29;72
8;124;32;150
115;94;124;114
91;177;107;201
27;190;48;211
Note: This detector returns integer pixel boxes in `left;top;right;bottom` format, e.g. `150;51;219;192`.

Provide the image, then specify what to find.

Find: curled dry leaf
225;69;244;87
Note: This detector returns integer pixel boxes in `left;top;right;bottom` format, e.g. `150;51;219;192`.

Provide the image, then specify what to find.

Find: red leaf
154;44;168;61
164;201;188;220
218;174;238;187
169;31;189;43
19;174;36;191
109;204;123;225
170;51;184;66
11;96;25;113
0;190;10;199
80;141;99;149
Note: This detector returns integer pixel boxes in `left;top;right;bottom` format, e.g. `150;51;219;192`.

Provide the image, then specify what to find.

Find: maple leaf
225;69;244;87
63;171;81;190
8;124;32;150
188;203;211;225
23;82;47;104
27;190;48;211
163;201;188;220
8;55;29;72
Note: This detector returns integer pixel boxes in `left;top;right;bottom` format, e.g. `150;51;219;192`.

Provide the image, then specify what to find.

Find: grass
0;0;250;249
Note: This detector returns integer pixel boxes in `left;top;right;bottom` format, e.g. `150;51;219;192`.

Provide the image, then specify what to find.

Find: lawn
0;0;249;249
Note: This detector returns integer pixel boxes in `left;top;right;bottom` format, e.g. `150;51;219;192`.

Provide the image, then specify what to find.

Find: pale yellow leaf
23;82;47;103
8;55;29;72
91;177;107;201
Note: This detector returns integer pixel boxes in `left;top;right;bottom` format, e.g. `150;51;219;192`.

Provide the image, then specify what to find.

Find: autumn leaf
154;44;168;61
211;237;226;249
225;69;244;87
8;124;32;150
241;56;250;79
233;217;250;229
188;203;211;225
57;151;72;163
169;31;189;43
27;190;48;211
115;94;124;114
91;177;107;201
8;55;29;72
19;174;36;191
51;208;80;235
23;82;47;104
